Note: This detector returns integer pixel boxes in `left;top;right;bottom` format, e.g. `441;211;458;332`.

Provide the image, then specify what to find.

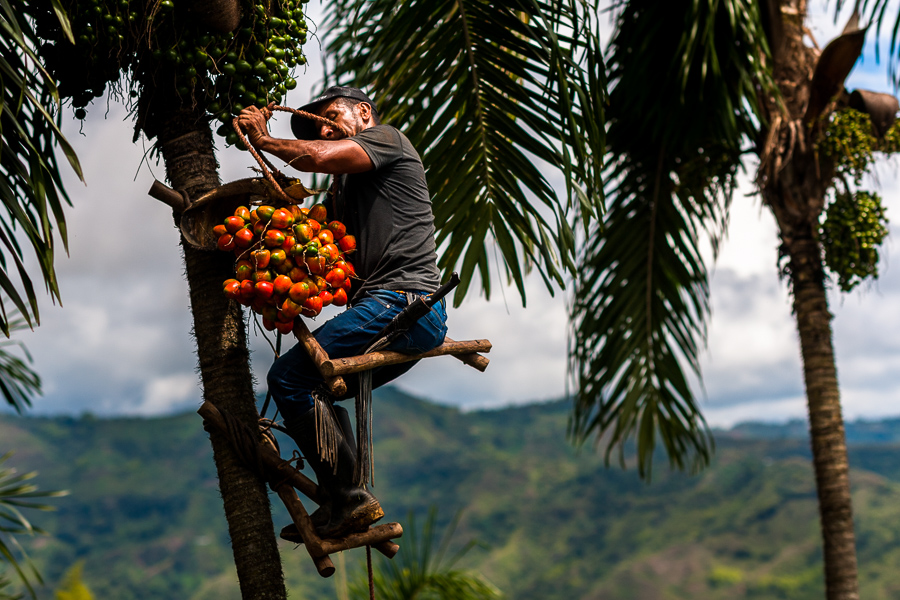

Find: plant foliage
350;509;501;600
0;453;67;599
569;0;772;477
32;0;309;143
0;0;81;335
321;0;606;305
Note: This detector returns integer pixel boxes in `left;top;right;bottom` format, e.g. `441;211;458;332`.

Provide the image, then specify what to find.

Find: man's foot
279;494;383;542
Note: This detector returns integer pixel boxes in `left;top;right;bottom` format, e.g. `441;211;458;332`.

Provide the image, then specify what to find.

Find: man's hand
237;104;274;149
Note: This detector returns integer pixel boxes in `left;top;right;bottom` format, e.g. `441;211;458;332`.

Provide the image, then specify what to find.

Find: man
237;87;447;538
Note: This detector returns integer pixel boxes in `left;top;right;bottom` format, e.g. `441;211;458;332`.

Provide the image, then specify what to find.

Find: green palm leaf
0;0;81;335
569;0;772;478
321;0;605;305
0;453;67;600
350;508;501;600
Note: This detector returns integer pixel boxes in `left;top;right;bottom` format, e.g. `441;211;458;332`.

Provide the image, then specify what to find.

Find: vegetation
0;0;81;334
4;390;900;599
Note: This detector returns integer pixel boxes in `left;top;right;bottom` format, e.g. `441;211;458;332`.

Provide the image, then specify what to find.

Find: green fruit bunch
33;0;306;144
820;190;889;293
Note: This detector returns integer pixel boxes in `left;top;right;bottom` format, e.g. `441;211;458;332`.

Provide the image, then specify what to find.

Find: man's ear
358;102;373;123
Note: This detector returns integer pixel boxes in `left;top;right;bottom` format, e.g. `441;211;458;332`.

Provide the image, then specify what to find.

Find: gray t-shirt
328;125;441;303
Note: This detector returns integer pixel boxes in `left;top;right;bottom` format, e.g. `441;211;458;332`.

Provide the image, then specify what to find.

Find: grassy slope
2;388;900;599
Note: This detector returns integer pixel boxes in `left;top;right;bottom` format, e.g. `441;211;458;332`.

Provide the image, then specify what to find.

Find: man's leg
267;293;407;537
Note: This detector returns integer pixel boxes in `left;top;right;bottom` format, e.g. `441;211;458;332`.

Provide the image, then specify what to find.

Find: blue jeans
267;290;448;420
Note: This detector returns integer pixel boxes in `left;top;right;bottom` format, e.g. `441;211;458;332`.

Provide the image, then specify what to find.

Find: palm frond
569;0;771;478
350;508;501;600
0;453;67;600
0;308;40;413
321;0;605;305
0;0;82;335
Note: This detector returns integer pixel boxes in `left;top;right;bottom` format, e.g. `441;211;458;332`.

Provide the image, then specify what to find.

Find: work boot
283;406;382;539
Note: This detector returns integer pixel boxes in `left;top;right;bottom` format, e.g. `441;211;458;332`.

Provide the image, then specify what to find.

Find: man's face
316;99;364;140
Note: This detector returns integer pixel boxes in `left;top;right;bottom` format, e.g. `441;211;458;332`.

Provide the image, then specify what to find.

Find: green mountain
3;388;900;599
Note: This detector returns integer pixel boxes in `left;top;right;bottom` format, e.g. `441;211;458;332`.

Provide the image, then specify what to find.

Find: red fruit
325;268;346;288
239;280;256;302
251;249;271;269
331;287;348;306
271;208;294;229
213;224;228;237
289;205;305;221
234;227;255;248
252;269;273;283
305;278;319;296
341;277;352;291
249;209;260;224
217;234;236;251
327;221;346;240
302;295;323;316
253;221;267;237
319;290;333;307
235;206;251;221
288;281;310;304
317;229;334;245
262;305;279;322
262;317;276;331
323;243;341;262
275;319;294;335
307;218;321;235
273;275;293;295
306;255;326;275
256;205;276;222
223;279;241;300
308;203;328;222
274;256;294;275
335;260;356;277
281;235;296;252
293;223;313;244
235;260;253;281
338;235;356;253
264;229;286;248
314;275;328;293
281;298;303;320
255;281;275;300
290;243;306;258
289;266;307;282
224;216;245;234
269;248;287;269
251;297;269;313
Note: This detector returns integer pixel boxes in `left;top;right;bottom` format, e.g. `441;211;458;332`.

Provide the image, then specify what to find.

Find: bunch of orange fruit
215;202;358;334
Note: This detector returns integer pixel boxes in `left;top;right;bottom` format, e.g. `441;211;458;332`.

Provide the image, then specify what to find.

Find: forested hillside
4;389;900;599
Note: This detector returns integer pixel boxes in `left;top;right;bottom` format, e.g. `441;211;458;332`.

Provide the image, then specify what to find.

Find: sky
6;1;900;428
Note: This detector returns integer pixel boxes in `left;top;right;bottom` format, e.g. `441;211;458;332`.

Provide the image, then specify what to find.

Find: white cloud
10;2;900;429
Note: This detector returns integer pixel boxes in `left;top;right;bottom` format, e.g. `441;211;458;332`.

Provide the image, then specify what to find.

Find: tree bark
156;106;287;600
759;2;860;597
785;222;858;600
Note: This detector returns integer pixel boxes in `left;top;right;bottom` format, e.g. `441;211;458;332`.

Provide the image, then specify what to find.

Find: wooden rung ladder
199;323;491;577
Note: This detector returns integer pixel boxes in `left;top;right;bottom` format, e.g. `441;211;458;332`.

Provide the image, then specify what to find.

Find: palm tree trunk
783;219;859;600
759;3;861;596
156;106;287;599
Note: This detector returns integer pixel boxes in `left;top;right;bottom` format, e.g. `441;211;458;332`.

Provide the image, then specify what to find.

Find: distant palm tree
349;509;502;600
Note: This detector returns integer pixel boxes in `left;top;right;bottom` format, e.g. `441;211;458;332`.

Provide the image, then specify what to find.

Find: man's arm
237;106;373;175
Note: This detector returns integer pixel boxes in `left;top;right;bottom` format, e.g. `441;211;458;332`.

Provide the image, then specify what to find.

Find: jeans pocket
367;290;402;310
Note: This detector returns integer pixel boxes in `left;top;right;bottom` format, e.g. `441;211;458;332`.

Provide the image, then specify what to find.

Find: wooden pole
292;320;348;396
445;336;491;372
320;339;492;377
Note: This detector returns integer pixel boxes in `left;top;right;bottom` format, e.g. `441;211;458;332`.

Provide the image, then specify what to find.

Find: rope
367;544;375;600
231;105;349;204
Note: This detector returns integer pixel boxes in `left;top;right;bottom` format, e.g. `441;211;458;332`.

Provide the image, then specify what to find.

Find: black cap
290;86;379;140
